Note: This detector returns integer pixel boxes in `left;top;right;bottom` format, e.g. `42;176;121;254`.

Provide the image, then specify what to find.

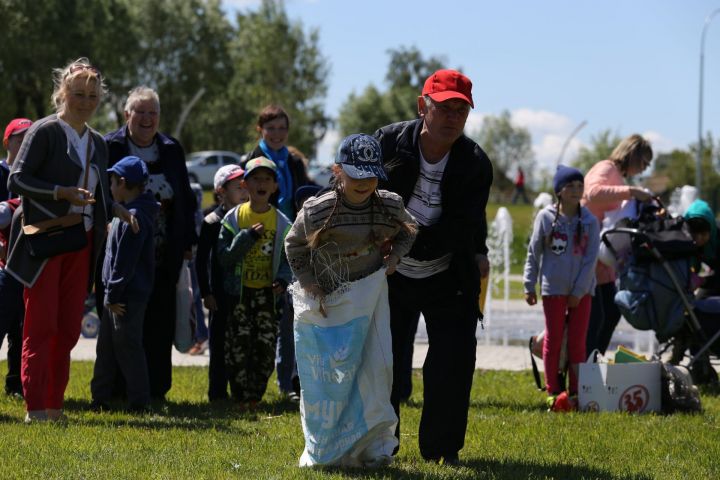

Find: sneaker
188;340;209;356
24;410;48;424
280;391;300;403
441;454;460;466
549;391;576;412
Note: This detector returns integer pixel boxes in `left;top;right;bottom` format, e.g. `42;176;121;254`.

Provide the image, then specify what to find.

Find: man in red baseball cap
373;69;493;465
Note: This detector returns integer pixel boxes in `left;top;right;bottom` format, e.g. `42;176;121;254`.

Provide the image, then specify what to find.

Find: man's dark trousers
388;269;478;459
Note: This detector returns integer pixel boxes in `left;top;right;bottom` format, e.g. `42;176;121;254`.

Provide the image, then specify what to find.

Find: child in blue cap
90;155;160;413
285;134;417;467
523;165;599;410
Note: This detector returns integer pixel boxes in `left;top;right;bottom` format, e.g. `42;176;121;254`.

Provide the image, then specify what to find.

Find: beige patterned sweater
285;188;417;293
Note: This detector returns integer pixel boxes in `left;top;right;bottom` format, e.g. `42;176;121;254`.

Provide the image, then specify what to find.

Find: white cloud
222;0;260;9
464;111;487;136
511;109;573;136
642;130;675;154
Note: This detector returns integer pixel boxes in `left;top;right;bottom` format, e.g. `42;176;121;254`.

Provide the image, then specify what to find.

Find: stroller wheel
81;311;100;339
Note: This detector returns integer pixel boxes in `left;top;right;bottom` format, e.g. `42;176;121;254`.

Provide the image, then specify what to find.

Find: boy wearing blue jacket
90;156;160;412
217;157;292;409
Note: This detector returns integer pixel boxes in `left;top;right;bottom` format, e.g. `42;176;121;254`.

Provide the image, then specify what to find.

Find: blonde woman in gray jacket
523;166;599;410
7;58;135;423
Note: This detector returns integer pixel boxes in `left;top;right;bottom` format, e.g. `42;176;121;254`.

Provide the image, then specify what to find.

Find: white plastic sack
174;259;195;353
292;268;398;467
597;198;638;269
578;351;661;413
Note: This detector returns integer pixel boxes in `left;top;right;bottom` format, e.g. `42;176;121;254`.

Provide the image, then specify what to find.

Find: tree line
0;0;328;157
2;0;717;199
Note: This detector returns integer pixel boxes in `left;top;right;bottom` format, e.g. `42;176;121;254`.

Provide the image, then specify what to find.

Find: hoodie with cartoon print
523;203;600;297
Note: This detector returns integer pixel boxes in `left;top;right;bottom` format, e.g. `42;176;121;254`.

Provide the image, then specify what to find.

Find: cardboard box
579;358;661;413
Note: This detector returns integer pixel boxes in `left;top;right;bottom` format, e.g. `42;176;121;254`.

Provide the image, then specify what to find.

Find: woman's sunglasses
67;64;102;78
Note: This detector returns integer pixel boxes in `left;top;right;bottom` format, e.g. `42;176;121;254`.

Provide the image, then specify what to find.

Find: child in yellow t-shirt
217;157;292;408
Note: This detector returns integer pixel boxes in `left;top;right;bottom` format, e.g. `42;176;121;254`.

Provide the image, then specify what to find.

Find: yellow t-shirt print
236;202;277;288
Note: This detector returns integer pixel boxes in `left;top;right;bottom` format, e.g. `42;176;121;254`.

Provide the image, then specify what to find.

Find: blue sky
223;0;720;176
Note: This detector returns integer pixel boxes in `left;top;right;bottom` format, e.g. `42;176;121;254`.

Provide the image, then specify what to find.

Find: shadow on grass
318;457;652;480
403;397;545;413
469;398;546;413
58;396;301;431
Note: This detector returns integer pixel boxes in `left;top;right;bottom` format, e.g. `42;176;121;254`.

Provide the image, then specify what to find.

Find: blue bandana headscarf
259;138;293;218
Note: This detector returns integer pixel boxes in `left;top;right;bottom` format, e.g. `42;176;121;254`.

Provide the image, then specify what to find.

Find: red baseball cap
3;118;33;149
422;69;474;108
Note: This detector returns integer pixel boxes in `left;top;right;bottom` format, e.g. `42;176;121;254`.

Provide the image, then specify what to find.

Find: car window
204;155;219;166
223;155;238;166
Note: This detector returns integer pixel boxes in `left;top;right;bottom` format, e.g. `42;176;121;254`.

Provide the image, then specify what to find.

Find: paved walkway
0;296;662;373
0;337;534;371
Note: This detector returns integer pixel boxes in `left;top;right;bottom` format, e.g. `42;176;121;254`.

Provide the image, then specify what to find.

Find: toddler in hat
196;164;247;401
285;133;417;467
523;165;599;410
90;156;160;413
216;157;292;409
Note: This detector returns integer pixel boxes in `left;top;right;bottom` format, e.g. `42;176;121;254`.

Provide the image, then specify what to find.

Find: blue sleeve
104;215;150;304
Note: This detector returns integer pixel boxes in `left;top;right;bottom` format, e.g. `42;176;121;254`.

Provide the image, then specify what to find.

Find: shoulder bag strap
83;132;92;190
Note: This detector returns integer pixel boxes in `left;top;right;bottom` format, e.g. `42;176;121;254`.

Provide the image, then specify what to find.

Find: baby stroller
601;199;719;384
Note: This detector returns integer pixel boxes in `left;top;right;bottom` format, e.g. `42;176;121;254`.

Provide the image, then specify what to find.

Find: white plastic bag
292;268;398;467
174;259;195;353
597;198;638;268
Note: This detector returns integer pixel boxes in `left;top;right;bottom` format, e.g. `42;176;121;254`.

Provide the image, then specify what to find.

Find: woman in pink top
581;134;653;355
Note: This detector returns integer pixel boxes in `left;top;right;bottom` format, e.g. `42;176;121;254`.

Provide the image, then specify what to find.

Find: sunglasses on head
67;64;102;78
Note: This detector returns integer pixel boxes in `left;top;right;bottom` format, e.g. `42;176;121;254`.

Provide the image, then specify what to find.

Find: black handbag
21;136;92;259
23;212;89;258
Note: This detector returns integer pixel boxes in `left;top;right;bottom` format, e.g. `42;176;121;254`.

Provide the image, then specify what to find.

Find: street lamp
697;8;720;196
556;120;587;168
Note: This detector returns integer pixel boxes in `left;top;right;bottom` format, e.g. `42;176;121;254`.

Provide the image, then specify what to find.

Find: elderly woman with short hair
7;58;135;422
103;86;197;401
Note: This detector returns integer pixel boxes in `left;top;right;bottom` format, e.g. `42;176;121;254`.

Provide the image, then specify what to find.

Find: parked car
186;150;244;187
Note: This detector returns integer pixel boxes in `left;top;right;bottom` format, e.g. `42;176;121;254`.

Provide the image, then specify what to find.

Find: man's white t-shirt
396;150;453;279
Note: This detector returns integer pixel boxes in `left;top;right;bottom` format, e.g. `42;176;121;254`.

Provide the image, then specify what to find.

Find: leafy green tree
111;0;234;146
337;46;446;137
472;110;533;186
653;133;720;200
204;0;330;157
571;129;622;173
0;0;329;158
0;0;134;125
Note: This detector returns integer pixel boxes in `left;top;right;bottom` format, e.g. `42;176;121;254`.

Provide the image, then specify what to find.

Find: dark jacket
374;119;493;314
0;161;10;201
196;204;226;298
6;114;111;288
243;145;314;220
104;126;197;284
103;191;160;304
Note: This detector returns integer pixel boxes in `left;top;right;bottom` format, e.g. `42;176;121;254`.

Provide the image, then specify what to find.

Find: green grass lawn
0;362;717;479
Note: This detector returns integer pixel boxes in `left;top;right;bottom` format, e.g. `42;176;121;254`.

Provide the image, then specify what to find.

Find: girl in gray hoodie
523;166;599;407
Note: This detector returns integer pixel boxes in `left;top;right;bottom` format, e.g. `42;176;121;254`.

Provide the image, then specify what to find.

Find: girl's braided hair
306;166;416;249
546;199;583;247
